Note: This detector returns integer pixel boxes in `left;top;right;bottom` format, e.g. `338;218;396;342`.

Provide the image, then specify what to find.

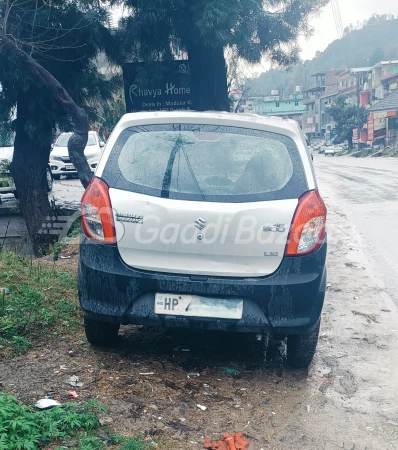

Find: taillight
81;177;116;244
285;190;327;256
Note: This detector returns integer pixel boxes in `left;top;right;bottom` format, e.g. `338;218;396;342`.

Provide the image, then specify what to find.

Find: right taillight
81;177;116;244
285;190;327;256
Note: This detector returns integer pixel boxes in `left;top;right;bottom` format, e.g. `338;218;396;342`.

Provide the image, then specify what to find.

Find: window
295;101;299;106
102;124;308;203
56;133;97;146
276;101;280;107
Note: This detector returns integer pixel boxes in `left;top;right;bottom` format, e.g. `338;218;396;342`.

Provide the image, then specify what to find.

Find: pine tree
0;1;119;254
111;0;328;111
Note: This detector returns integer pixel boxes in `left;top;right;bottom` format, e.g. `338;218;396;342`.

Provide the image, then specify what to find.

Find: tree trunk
187;41;230;112
11;92;57;255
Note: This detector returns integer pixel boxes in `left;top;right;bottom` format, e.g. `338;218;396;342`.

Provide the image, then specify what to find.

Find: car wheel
286;318;321;368
46;167;53;192
53;174;61;180
84;316;120;346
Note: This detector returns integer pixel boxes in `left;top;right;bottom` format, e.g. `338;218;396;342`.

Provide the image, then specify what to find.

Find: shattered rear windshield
102;124;308;203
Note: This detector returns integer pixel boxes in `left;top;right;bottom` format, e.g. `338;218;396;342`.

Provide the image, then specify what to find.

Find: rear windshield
102;124;308;203
56;133;97;147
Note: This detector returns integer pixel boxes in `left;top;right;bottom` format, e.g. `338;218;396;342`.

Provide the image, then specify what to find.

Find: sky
301;0;398;60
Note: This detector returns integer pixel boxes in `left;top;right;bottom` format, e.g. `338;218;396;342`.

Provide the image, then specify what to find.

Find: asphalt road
315;154;398;307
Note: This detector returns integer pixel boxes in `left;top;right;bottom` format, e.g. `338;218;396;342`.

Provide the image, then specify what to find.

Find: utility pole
356;73;361;150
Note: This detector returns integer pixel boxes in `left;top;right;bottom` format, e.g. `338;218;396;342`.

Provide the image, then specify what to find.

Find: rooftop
376;60;398;66
311;71;327;77
350;67;373;73
369;89;398;112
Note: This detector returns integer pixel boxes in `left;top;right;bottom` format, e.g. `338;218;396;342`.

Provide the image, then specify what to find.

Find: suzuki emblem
194;217;207;230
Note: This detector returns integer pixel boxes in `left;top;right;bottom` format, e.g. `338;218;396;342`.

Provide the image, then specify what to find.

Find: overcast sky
301;0;398;60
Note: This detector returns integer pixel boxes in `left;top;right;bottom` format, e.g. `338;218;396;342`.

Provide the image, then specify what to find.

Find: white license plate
155;293;243;320
65;165;75;170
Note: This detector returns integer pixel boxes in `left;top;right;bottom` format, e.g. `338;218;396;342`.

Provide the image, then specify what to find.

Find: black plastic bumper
78;237;327;335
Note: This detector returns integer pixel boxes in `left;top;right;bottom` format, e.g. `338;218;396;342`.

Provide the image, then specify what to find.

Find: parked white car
79;111;327;368
49;131;105;180
324;144;344;156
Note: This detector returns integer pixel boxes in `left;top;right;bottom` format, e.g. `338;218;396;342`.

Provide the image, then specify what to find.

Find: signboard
367;115;374;142
352;128;358;144
123;61;192;113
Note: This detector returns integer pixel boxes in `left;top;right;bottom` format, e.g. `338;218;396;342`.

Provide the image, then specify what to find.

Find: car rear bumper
78;236;327;335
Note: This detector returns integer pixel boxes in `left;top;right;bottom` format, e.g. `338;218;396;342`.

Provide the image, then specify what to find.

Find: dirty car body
79;111;327;367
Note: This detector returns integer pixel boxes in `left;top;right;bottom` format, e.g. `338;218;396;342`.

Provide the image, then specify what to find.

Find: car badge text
116;213;144;224
263;224;286;233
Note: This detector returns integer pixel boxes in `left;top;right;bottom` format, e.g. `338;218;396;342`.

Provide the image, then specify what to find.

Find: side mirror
100;141;105;148
51;144;54;149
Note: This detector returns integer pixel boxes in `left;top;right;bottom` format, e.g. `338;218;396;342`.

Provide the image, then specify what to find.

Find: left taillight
81;177;116;244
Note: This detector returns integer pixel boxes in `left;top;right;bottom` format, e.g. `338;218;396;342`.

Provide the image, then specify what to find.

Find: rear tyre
286;319;321;368
84;317;120;347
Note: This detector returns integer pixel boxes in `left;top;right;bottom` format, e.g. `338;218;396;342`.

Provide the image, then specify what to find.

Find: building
360;60;398;107
302;70;342;141
366;89;398;146
337;67;372;105
236;89;305;123
251;91;306;122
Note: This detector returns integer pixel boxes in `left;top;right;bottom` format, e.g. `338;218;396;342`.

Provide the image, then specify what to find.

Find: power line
331;0;343;38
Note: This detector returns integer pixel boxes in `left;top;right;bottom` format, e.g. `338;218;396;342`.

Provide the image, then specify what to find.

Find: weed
119;436;149;450
0;394;150;450
67;220;81;238
0;252;79;356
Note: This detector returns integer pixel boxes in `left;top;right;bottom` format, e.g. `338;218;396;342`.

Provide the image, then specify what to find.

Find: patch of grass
119;437;149;450
67;220;81;238
0;394;151;450
0;252;80;357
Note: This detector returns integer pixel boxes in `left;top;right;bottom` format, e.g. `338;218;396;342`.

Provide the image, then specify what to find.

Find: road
2;156;398;449
315;154;398;307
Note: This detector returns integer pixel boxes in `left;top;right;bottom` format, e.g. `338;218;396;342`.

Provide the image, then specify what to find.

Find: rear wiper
161;135;183;198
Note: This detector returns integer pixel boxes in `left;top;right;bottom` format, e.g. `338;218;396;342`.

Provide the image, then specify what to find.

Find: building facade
302;70;342;141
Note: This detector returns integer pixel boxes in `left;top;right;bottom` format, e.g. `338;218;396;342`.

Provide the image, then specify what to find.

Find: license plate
65;165;75;170
155;293;243;319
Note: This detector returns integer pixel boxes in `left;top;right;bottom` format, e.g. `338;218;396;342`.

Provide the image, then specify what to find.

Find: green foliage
249;17;398;96
0;1;121;143
0;394;99;450
328;96;368;148
114;0;328;67
119;437;148;450
0;394;150;450
0;252;79;356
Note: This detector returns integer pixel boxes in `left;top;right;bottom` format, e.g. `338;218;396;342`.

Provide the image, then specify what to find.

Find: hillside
248;17;398;97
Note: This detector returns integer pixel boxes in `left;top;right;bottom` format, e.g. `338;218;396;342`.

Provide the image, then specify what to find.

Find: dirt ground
1;196;398;449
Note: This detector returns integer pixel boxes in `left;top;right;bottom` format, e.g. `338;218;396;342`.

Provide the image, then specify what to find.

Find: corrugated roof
369;89;398;112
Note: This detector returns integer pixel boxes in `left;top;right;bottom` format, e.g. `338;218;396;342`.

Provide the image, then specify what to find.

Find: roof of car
118;111;302;136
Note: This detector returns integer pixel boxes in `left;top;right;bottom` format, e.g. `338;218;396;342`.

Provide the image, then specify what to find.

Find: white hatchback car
79;111;327;367
50;131;105;180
